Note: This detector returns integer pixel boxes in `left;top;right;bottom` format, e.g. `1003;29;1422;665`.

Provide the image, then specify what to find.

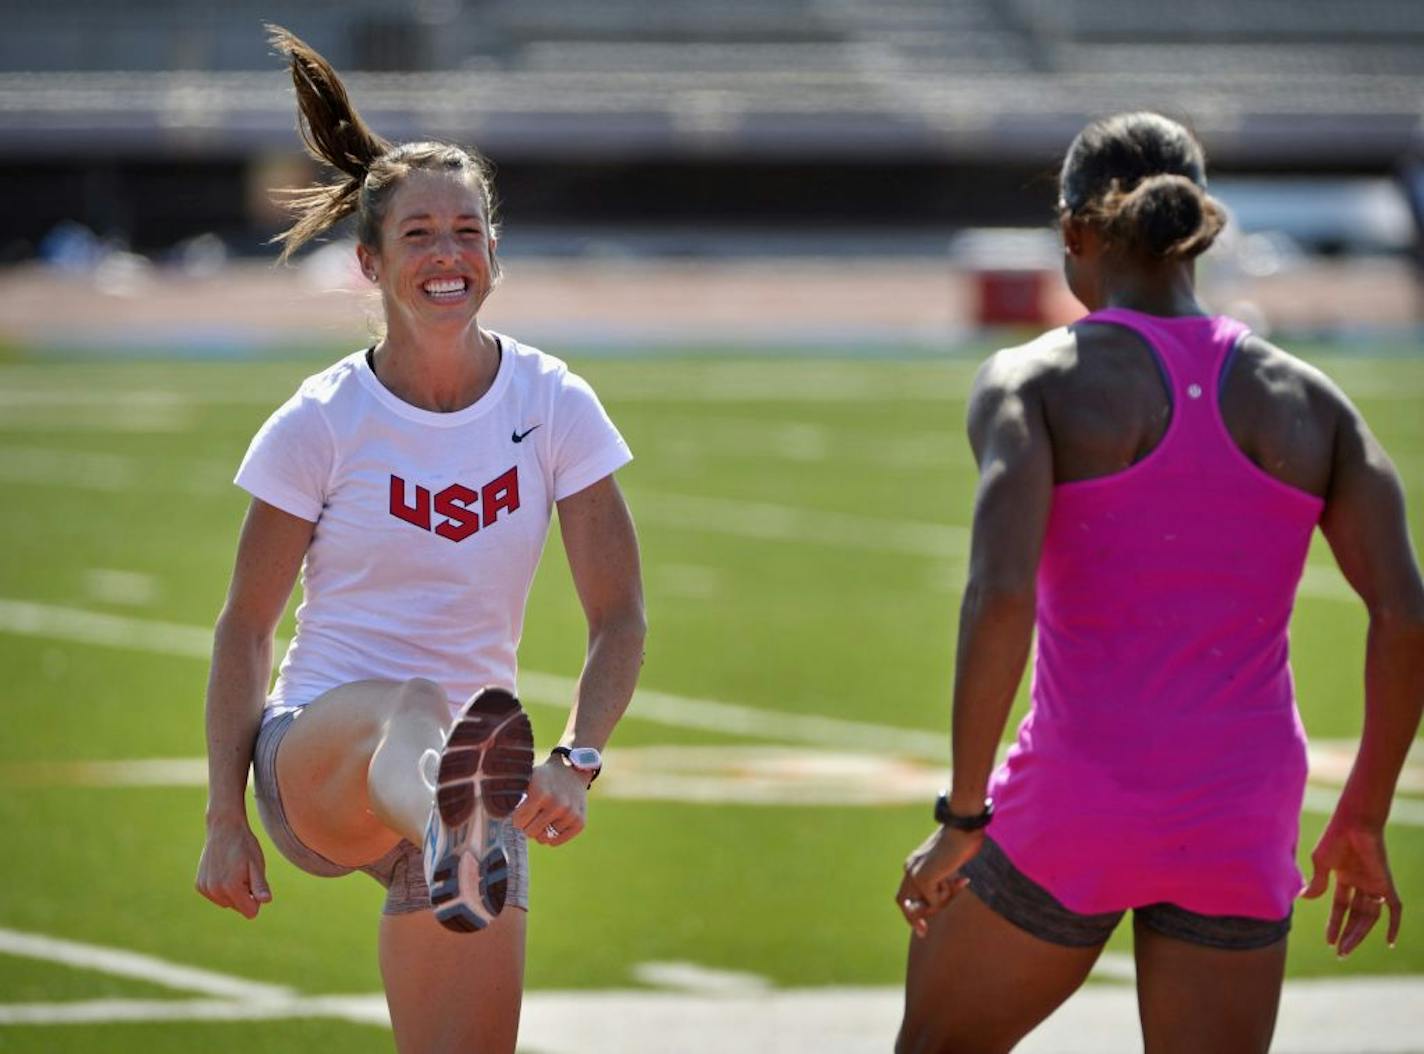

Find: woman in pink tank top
895;113;1424;1053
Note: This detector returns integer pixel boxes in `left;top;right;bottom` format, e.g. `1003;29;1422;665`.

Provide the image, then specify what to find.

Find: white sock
418;747;440;793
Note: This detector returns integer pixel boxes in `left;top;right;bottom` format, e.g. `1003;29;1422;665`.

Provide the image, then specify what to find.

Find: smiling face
356;167;500;332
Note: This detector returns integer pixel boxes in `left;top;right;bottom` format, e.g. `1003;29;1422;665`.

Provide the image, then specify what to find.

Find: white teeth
423;278;466;295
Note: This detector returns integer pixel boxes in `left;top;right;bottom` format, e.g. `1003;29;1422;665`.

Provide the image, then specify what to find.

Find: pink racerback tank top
986;308;1325;920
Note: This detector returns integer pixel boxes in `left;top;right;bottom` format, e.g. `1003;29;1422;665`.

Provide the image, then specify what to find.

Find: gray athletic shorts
251;708;529;915
962;836;1290;951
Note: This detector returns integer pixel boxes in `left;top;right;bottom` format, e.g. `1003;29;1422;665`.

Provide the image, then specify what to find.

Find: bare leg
898;888;1105;1054
381;905;526;1054
1134;916;1286;1054
276;678;451;867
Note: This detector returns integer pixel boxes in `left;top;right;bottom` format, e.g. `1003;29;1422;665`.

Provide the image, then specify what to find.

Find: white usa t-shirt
234;334;632;723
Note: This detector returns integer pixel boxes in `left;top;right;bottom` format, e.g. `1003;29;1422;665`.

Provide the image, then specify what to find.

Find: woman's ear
356;242;379;283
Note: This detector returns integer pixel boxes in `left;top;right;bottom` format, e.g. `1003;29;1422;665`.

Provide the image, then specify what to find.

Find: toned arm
898;348;1055;933
949;351;1057;812
1303;393;1424;952
510;475;645;846
196;499;314;918
554;475;646;750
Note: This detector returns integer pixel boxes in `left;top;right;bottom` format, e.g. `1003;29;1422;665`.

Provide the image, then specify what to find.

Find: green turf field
0;347;1420;1050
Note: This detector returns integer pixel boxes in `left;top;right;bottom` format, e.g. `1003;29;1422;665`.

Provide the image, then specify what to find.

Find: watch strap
934;791;993;831
551;745;601;784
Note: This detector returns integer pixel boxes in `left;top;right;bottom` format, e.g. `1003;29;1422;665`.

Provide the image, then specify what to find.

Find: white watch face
566;747;602;771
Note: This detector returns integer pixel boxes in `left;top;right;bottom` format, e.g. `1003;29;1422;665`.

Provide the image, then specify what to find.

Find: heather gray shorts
251;708;529;915
962;836;1290;951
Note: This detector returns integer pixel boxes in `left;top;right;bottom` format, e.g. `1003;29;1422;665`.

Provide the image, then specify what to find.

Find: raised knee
395;677;449;717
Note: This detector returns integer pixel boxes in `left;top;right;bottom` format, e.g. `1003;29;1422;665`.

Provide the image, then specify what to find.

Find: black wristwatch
934;791;993;831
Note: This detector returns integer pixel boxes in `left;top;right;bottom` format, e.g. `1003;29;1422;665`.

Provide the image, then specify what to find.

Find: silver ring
1367;894;1387;905
544;824;559;839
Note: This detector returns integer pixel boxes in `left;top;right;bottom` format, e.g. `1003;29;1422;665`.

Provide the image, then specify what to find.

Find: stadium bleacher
1;1;1421;254
1;0;1420;153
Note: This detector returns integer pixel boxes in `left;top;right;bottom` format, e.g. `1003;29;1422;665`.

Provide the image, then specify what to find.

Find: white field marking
7;979;1424;1053
0;598;221;661
1297;564;1357;603
1309;738;1424;795
674;415;969;471
518;669;947;759
0;995;389;1027
634;489;1351;594
762;422;831;463
2;599;1420;816
631;961;772;995
1;758;208;787
0;443;1362;599
0;928;295;1001
628;490;971;559
1087;952;1136;983
0;402;195;434
0;445;229;493
1308;359;1424;403
0;446;136;491
601;367;975;404
1303;785;1424;828
0;389;190;410
653;562;725;600
599;747;943;805
0;597;947;759
12;744;1424;831
83;569;158;607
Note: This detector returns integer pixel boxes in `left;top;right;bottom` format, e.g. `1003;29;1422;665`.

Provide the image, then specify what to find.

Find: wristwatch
934;791;993;831
551;745;602;785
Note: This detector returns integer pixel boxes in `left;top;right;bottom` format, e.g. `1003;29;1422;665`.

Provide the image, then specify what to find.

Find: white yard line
0;928;294;1001
631;961;772;995
0;995;389;1027
0;598;947;758
4;978;1424;1053
0;443;1372;601
629;490;971;559
82;569;159;607
0;445;228;493
1088;952;1137;983
0;599;217;661
0;447;138;491
2;599;1418;822
520;670;947;758
8;745;1423;828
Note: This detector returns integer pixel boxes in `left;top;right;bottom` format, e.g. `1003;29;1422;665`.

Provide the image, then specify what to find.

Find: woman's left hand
513;759;589;846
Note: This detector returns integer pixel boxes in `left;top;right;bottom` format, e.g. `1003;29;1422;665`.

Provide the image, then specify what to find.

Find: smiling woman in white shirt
194;26;646;1053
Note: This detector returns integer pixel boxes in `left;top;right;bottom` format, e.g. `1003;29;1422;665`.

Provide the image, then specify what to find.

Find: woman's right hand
1301;815;1401;956
896;826;983;937
196;816;272;919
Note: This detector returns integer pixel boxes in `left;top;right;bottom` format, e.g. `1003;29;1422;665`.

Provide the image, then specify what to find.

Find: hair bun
1114;173;1225;259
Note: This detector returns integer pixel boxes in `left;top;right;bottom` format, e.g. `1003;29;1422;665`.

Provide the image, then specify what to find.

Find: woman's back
1038;312;1337;496
898;110;1422;1054
988;309;1328;919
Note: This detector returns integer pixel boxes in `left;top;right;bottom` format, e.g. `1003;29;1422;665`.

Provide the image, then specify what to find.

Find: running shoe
423;686;534;933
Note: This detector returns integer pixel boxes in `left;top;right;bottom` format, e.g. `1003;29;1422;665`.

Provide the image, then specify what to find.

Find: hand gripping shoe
423;687;534;932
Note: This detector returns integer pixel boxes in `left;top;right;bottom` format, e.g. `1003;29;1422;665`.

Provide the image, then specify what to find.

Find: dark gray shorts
962;836;1290;951
251;708;529;915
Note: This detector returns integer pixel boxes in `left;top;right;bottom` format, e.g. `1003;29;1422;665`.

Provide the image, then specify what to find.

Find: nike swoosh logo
511;425;541;443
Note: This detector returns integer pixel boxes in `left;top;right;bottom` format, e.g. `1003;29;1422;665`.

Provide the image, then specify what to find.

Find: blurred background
2;0;1424;352
2;4;1422;1053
